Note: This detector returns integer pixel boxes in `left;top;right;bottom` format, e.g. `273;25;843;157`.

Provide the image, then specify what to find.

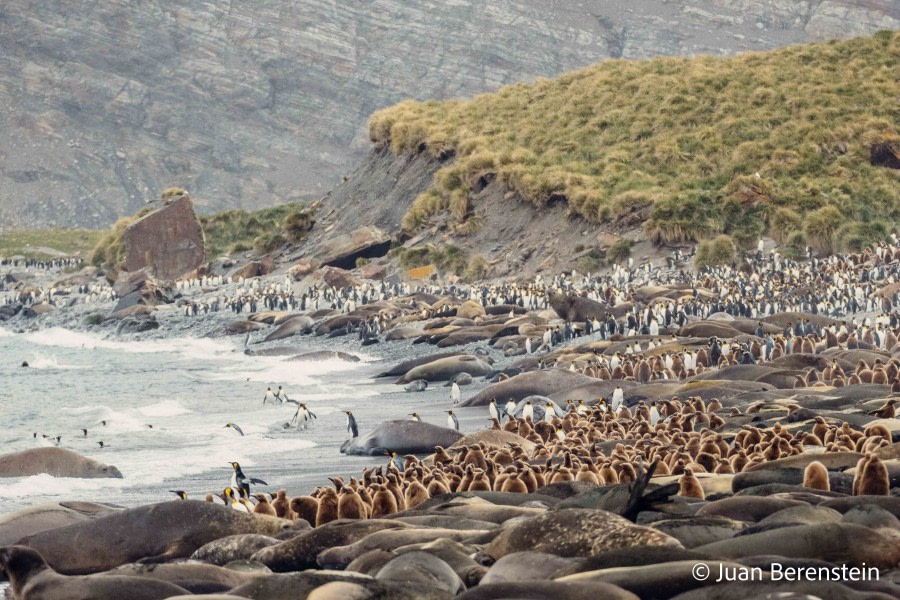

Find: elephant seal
340;420;463;456
288;350;361;362
375;353;464;378
693;522;900;569
558;559;750;599
447;430;535;454
695;497;808;522
318;528;487;569
548;291;610;322
375;550;465;594
650;517;746;548
19;501;290;574
263;316;315;342
486;508;681;560
0;448;123;479
226;570;378;599
396;355;493;384
0;501;122;546
480;551;576;584
251;519;411;572
0;545;191;600
190;533;281;565
665;580;894;600
461;369;597;407
457;580;640;600
102;562;255;590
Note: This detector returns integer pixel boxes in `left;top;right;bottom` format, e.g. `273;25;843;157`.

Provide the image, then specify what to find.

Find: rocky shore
2;237;900;599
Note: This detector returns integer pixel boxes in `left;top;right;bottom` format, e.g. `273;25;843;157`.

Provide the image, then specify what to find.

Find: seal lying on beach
0;448;122;479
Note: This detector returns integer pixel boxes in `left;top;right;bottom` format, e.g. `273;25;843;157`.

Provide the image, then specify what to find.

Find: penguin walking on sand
489;399;506;423
505;399;517;420
450;382;461;404
345;411;359;438
229;462;268;497
288;401;317;430
446;410;459;431
522;400;534;421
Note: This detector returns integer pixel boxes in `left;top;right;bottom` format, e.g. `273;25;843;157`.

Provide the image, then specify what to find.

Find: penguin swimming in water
223;422;245;436
344;411;359;438
446;410;459;431
229;462;268;497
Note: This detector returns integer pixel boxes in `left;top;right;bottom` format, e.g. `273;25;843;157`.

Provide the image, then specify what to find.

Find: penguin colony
3;239;900;600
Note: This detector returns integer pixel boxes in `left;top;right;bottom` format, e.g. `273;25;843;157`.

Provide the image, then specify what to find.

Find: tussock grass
370;31;899;248
0;228;104;260
696;235;737;268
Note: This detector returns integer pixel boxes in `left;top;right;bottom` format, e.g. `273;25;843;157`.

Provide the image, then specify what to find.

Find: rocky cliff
1;0;896;228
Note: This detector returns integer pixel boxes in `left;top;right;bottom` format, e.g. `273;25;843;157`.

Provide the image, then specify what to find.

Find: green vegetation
370;31;899;251
89;207;151;269
201;202;314;257
606;238;636;264
0;228;104;260
393;243;490;281
695;235;737;268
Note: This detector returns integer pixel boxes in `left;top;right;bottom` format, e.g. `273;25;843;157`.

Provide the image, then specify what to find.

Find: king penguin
446;410;459;431
345;411;359;438
229;461;268;497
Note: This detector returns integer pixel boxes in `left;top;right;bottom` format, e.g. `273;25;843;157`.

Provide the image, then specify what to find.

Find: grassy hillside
0;228;103;260
370;31;899;251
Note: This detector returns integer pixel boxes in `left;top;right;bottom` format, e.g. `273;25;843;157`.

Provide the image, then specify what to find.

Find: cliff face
1;0;896;228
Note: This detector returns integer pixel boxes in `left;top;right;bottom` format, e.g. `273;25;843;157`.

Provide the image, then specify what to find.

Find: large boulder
111;268;173;312
316;266;361;289
319;226;392;270
123;195;206;280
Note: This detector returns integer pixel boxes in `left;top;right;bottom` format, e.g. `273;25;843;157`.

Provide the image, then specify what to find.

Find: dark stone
871;142;900;169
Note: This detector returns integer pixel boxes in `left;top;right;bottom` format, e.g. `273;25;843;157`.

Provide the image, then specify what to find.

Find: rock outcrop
0;0;895;227
123;195;206;281
319;226;392;270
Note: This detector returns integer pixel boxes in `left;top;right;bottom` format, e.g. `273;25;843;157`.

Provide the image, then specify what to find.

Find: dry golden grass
370;31;899;248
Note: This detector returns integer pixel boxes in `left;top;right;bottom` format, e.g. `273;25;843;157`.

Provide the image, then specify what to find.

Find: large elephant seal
457;580;640;600
375;353;464;378
396;355;493;384
262;315;315;342
375;551;464;594
461;369;597;408
548;291;610;322
0;501;121;546
18;501;290;574
0;448;123;479
693;522;900;569
318;528;488;569
288;350;360;362
487;508;681;560
251;519;411;572
0;545;191;600
340;420;463;456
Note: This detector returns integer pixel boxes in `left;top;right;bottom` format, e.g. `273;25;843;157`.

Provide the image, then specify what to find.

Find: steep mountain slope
1;0;897;228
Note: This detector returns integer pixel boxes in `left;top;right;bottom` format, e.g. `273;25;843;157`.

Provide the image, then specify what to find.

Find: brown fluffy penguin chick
371;484;399;517
290;495;318;526
468;469;492;491
205;493;215;503
500;472;528;493
404;479;430;508
272;489;294;519
426;475;450;497
315;487;339;527
337;487;367;520
858;453;890;496
803;461;830;491
252;493;276;516
678;467;705;500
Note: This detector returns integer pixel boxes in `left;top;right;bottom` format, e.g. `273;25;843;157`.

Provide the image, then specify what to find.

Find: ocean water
0;325;475;512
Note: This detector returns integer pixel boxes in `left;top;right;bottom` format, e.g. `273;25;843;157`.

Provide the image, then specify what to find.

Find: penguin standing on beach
345;411;359;438
229;462;268;497
446;410;459;431
450;382;461;404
